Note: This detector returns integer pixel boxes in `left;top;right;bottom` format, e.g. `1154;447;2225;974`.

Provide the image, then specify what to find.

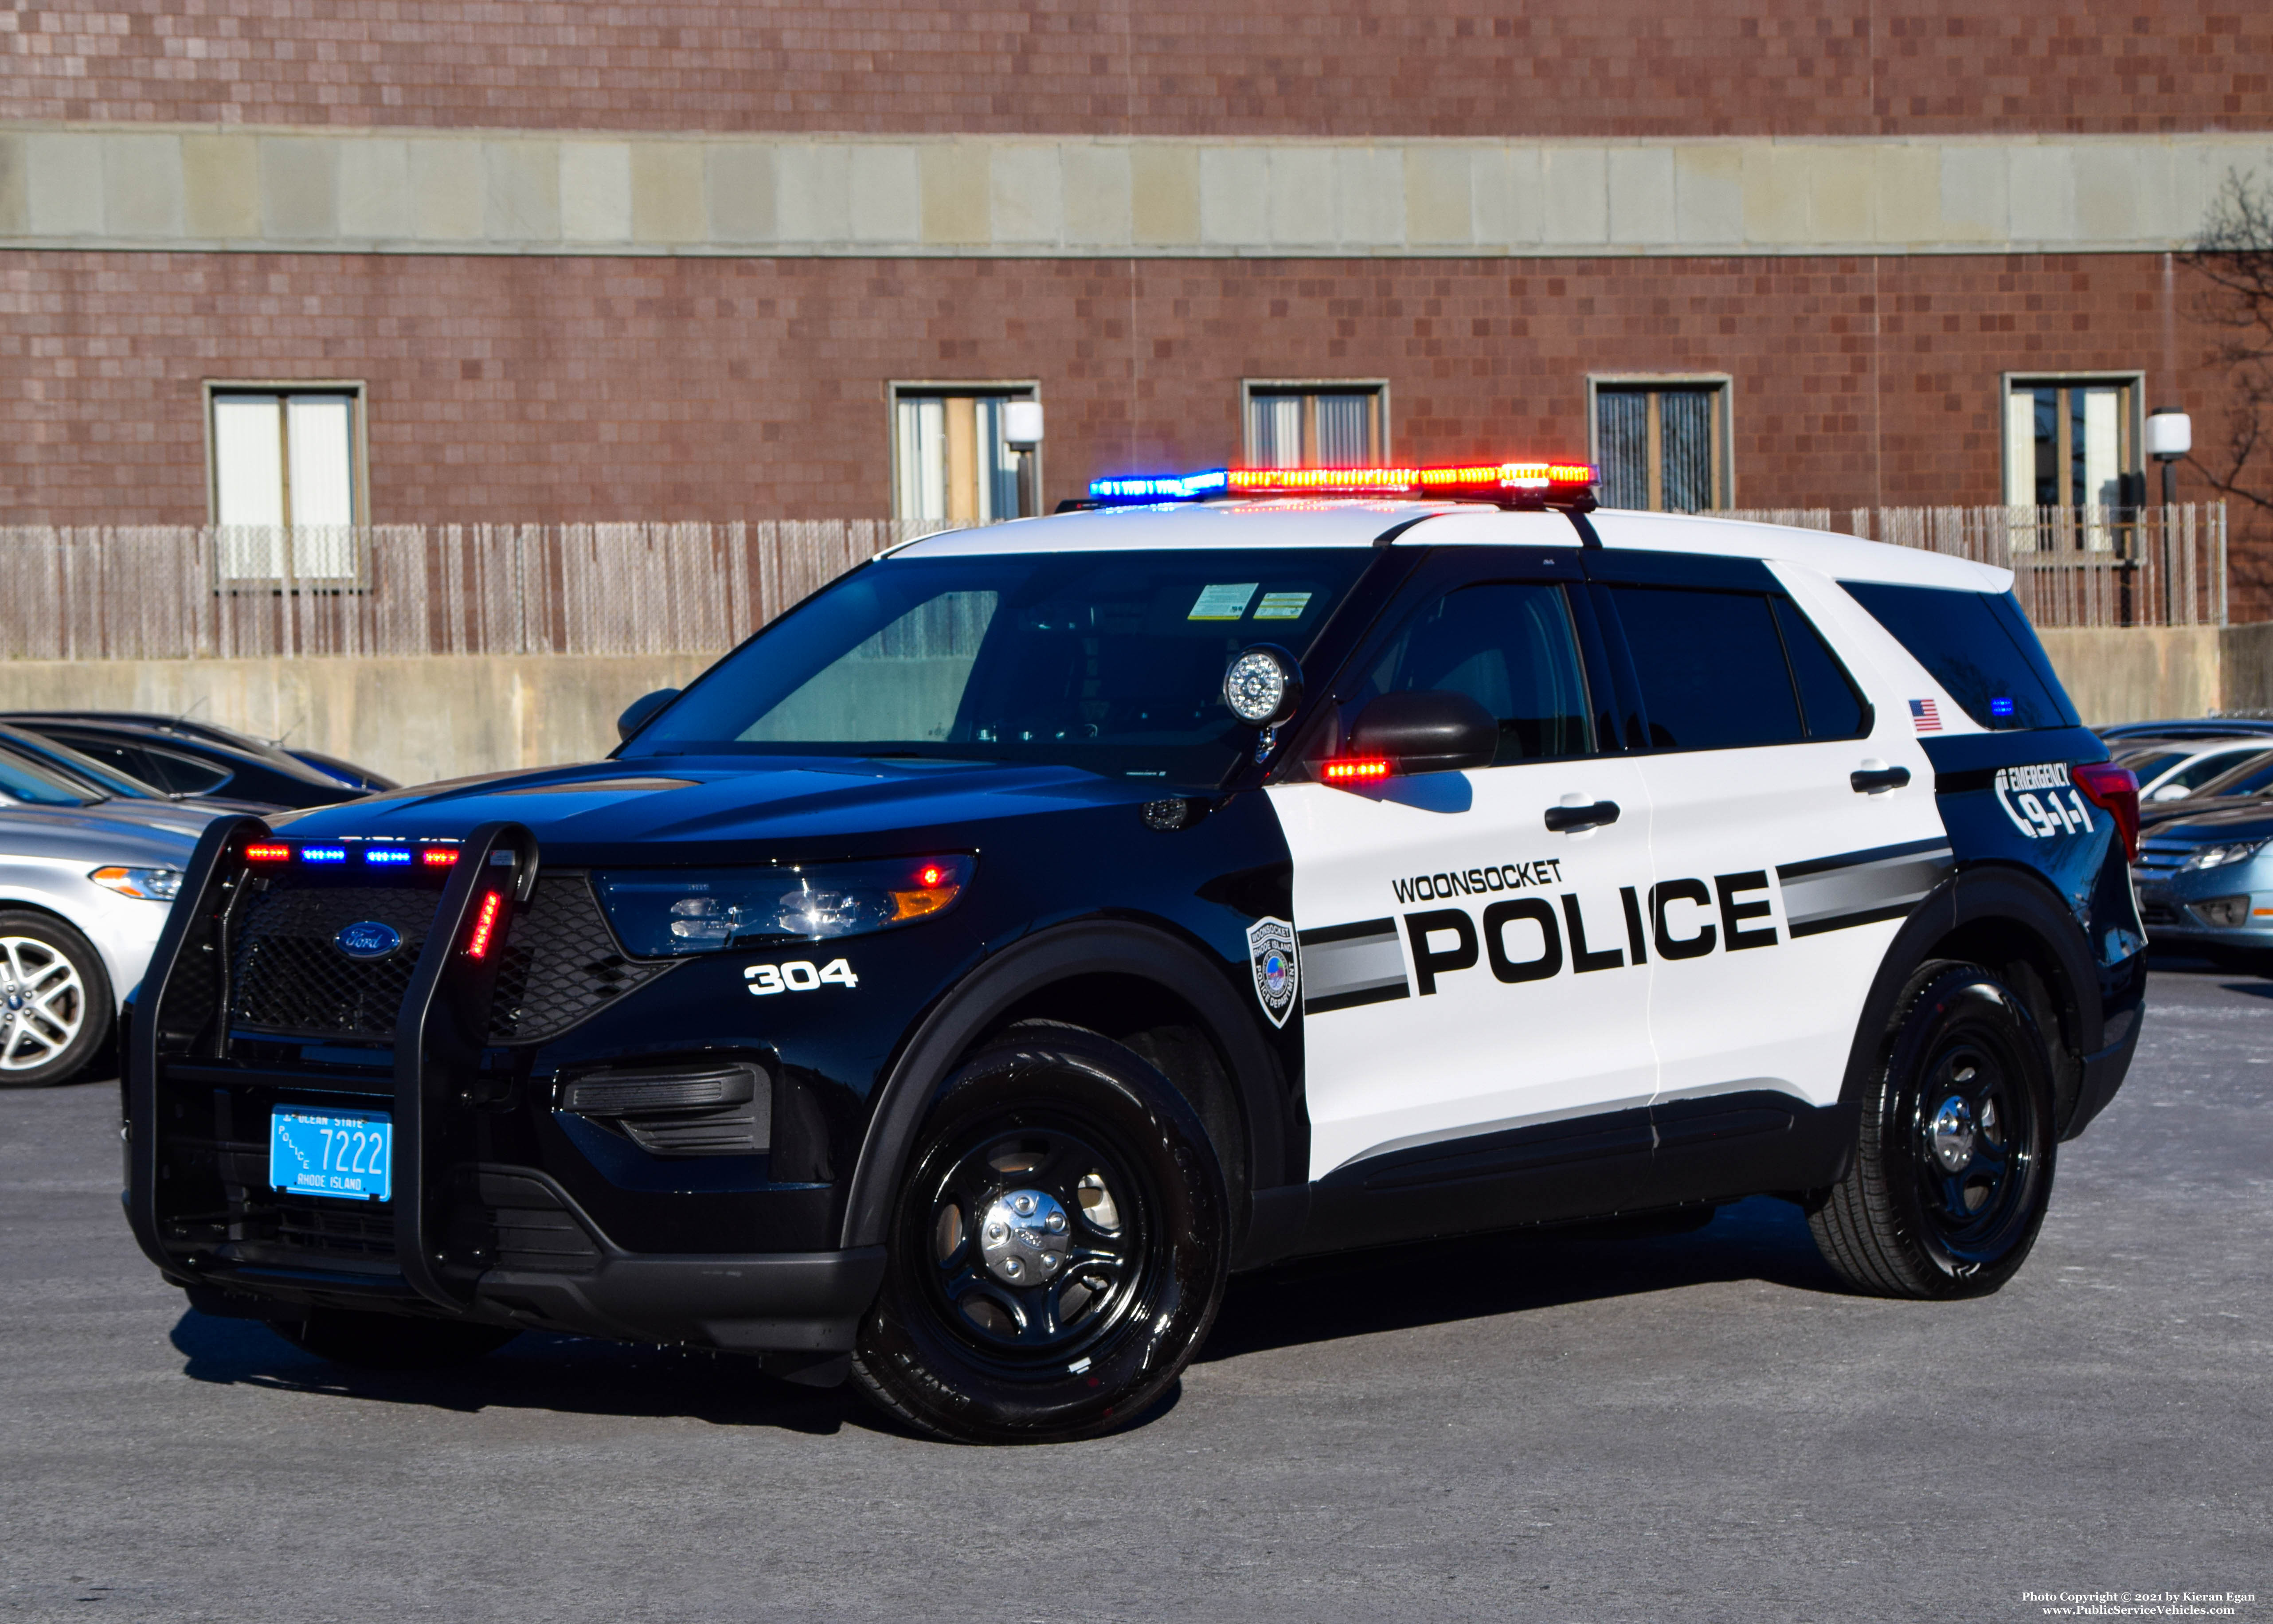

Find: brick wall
3;247;2263;613
4;1;2267;138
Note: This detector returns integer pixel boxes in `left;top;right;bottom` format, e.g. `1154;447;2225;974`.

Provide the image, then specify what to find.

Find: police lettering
1404;873;1779;994
1391;858;1565;905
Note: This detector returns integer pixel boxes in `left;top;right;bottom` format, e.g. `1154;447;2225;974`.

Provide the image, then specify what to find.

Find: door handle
1850;766;1912;794
1544;799;1621;833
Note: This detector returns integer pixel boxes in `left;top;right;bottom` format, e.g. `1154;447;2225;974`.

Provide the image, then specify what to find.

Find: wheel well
980;973;1252;1216
1917;916;2085;1126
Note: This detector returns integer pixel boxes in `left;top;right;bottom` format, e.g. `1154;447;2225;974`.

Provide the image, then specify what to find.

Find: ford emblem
334;920;403;961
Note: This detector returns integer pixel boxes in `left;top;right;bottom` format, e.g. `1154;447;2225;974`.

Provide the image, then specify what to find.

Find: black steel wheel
1809;963;2058;1298
851;1027;1229;1444
267;1307;520;1370
0;909;112;1088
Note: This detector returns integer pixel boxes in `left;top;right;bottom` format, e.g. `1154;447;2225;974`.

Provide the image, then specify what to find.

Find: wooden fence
0;503;2229;661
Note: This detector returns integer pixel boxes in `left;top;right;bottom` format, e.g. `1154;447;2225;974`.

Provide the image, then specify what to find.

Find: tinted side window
144;746;233;796
1772;598;1870;739
1358;583;1594;763
1838;582;2079;730
51;735;160;788
1610;586;1804;750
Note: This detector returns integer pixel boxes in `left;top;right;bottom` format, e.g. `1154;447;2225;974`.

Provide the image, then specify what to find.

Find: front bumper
2133;879;2273;957
128;816;883;1355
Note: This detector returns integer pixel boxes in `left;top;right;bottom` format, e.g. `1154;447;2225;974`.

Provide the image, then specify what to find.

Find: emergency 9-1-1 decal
1246;917;1300;1027
1995;763;2093;841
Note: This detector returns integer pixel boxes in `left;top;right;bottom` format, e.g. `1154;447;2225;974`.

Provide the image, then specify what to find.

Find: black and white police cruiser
126;459;2146;1444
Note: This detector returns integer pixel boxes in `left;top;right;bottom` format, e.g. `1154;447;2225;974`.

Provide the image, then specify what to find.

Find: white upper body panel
891;499;2013;594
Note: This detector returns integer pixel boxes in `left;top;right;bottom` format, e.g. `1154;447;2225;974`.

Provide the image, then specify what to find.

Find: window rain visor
626;549;1374;787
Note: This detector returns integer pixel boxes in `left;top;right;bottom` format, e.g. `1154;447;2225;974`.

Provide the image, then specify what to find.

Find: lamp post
2146;407;2191;509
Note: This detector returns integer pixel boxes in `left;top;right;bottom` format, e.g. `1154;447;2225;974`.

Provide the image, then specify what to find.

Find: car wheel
851;1027;1230;1445
1808;963;2057;1299
267;1307;520;1370
0;910;113;1088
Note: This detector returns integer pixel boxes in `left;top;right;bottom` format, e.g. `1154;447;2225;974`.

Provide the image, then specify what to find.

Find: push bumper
130;817;882;1358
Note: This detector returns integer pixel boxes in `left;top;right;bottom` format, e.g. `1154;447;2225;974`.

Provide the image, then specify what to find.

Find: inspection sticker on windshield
1253;591;1312;620
1189;583;1258;620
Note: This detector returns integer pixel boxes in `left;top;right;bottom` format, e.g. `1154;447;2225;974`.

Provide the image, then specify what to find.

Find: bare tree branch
2185;170;2273;510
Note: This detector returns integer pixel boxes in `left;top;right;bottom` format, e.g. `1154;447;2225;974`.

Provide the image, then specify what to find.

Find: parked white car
0;752;219;1085
2116;737;2273;804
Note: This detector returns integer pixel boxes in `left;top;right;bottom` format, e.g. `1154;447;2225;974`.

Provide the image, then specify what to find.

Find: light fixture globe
1223;646;1302;726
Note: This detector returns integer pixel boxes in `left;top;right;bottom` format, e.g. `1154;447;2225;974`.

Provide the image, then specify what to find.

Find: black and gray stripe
1298;917;1410;1014
1776;837;1954;938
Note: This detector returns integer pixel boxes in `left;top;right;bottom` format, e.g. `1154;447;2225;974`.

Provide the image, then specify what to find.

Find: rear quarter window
1837;582;2079;731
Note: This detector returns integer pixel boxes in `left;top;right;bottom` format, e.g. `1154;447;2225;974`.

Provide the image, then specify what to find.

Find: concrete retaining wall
5;626;2273;788
0;654;712;787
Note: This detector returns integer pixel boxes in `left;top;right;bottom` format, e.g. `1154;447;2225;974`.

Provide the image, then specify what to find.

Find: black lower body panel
2065;995;2144;1142
1283;1091;1854;1263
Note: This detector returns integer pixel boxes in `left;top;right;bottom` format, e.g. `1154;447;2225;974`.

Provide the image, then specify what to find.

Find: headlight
89;865;183;900
2177;839;2269;873
595;855;974;958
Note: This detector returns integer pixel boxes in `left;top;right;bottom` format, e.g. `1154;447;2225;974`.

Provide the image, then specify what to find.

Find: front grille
485;878;672;1044
2134;840;2193;880
272;1195;397;1260
228;873;672;1045
2140;901;2182;926
231;884;438;1038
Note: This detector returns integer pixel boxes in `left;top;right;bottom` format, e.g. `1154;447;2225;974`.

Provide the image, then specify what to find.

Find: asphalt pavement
3;963;2267;1623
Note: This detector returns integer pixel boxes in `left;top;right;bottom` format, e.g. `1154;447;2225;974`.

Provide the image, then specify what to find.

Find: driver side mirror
617;688;681;743
1346;691;1498;775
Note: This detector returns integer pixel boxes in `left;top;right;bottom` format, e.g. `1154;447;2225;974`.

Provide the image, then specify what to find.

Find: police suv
125;460;2145;1444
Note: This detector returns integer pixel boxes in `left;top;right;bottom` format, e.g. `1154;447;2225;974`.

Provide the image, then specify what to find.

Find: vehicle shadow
169;1311;869;1436
165;1197;1830;1432
1198;1194;1842;1363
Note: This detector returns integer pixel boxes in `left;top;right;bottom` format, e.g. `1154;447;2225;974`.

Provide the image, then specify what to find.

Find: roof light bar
1087;461;1596;509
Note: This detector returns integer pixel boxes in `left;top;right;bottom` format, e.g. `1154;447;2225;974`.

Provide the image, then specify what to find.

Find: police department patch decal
1246;917;1299;1028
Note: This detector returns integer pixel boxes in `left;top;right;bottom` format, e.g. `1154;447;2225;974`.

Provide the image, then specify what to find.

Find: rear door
1587;549;1947;1116
1271;547;1660;1182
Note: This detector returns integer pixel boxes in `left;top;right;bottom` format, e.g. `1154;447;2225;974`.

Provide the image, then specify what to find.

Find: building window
2003;374;2143;514
1590;379;1732;512
891;385;1039;524
1241;382;1387;468
207;385;363;580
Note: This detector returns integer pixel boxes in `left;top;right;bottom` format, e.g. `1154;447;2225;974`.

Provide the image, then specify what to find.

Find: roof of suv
898;501;2010;593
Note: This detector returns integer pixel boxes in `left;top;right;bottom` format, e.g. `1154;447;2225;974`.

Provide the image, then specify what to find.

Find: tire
850;1027;1230;1445
0;909;113;1088
267;1307;520;1370
1808;963;2058;1299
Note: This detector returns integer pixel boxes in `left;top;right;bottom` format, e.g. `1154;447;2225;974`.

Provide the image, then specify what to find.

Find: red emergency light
1088;461;1596;510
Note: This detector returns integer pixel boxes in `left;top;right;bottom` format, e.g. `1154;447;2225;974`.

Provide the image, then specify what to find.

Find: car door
1587;550;1947;1119
1270;548;1660;1183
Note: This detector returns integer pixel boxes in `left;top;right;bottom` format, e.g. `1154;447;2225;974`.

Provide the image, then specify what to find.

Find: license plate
270;1107;393;1202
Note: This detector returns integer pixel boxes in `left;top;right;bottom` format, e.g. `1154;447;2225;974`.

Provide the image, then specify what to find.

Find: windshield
3;732;160;800
628;548;1377;787
0;747;93;807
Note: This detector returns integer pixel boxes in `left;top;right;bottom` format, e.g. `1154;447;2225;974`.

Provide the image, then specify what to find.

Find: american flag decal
1909;698;1943;733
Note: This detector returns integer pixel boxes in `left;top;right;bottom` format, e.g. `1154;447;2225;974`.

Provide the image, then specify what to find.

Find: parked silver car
0;751;219;1085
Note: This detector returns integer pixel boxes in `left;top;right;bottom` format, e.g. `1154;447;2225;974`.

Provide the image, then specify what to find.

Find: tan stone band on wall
2;125;2269;259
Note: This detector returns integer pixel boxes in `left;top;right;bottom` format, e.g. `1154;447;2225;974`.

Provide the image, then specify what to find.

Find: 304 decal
745;958;859;995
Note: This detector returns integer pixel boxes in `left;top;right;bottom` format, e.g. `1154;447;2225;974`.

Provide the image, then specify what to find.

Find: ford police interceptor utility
124;460;2145;1444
